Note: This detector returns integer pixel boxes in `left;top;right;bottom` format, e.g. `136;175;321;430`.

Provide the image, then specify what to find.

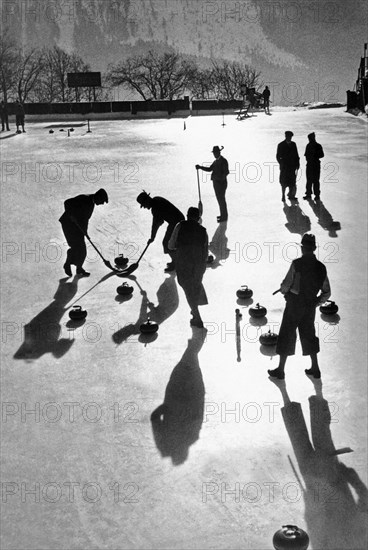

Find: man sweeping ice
59;188;108;277
136;191;184;272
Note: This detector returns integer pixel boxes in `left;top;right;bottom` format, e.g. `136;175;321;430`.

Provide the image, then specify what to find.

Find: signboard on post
67;72;101;88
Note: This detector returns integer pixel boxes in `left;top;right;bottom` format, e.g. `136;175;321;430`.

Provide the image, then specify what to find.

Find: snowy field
1;107;367;549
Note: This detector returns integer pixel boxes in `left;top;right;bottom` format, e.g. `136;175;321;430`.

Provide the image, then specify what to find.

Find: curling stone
249;303;267;318
273;525;309;550
116;282;134;295
59;128;64;132
207;254;214;264
69;305;87;320
70;127;74;132
259;329;278;346
49;129;54;134
236;285;253;299
140;318;158;334
319;300;338;315
115;254;129;267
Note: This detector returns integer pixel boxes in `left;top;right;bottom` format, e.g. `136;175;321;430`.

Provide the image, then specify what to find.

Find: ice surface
1;108;367;549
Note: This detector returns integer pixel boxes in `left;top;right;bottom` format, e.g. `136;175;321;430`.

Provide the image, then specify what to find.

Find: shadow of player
145;273;179;325
271;378;368;549
307;199;341;237
0;132;18;140
112;274;179;345
283;203;311;235
208;222;230;268
151;328;206;465
13;277;79;361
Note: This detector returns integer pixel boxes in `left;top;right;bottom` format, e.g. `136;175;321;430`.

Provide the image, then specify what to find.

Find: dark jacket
209;156;229;182
59;194;95;233
0;102;8;115
176;220;207;248
14;102;25;116
277;140;300;170
305;142;324;164
151;196;184;236
292;255;327;304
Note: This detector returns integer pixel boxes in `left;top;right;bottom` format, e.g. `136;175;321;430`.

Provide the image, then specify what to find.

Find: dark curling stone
70;128;74;132
319;300;338;315
236;285;253;299
259;329;278;346
273;525;309;550
249;302;267;318
49;129;54;134
69;305;87;320
115;254;129;267
140;317;158;334
116;282;134;295
59;128;64;132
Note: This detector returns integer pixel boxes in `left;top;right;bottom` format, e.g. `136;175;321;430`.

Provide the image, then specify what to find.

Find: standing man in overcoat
169;207;208;328
276;131;300;201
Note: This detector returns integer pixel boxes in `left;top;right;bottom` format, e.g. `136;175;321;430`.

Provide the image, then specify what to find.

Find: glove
195;164;201;170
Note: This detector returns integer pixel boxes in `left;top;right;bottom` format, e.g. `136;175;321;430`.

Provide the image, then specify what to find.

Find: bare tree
107;51;194;100
33;48;58;103
0;29;19;102
210;61;262;100
15;48;45;103
188;66;215;99
36;47;91;102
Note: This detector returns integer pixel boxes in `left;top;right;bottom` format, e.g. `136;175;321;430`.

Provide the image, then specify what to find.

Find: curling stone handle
282;525;301;535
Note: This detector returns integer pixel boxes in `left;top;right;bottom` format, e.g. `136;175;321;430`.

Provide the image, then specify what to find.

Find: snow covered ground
1;107;367;549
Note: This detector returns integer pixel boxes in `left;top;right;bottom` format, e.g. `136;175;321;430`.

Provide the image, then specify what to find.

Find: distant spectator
262;86;271;114
15;100;25;133
0;100;10;131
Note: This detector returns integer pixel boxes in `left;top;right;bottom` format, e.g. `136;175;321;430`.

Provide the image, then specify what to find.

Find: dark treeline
1;31;262;103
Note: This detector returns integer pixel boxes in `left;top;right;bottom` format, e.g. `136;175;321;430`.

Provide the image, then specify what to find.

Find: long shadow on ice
283;203;311;235
151;328;206;465
270;377;368;549
13;277;79;361
307;199;341;237
112;274;178;345
208;222;229;268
